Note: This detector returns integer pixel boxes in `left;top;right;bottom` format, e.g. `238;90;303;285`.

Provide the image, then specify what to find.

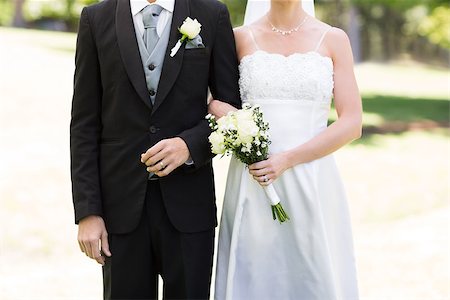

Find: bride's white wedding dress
215;28;359;300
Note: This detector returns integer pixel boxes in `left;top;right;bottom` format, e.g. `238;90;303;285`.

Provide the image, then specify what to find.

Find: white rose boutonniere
170;17;202;57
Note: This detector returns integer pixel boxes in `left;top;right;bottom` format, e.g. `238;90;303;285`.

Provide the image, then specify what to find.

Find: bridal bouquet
206;103;290;223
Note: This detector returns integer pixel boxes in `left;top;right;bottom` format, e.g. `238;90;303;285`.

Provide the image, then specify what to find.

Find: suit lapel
152;0;190;115
116;0;153;110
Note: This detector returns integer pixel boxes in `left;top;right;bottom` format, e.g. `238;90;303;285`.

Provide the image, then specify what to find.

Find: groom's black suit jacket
71;0;240;234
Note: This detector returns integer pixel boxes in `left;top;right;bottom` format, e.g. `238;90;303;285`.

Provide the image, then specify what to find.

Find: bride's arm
250;28;362;185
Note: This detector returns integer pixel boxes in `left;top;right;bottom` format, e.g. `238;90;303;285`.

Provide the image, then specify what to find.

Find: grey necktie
142;4;164;54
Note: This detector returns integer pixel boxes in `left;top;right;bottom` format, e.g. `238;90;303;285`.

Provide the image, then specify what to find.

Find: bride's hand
208;99;237;119
248;152;291;186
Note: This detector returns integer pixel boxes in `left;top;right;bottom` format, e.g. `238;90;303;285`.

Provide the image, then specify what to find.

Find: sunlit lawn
0;27;449;300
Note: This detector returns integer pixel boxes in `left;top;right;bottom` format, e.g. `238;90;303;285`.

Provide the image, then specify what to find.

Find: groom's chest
94;12;214;77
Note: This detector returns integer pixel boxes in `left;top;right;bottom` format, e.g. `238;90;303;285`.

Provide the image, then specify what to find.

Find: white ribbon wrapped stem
263;184;281;206
170;39;183;57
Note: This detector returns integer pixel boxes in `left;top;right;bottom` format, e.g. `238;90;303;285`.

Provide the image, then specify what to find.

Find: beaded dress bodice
239;50;334;103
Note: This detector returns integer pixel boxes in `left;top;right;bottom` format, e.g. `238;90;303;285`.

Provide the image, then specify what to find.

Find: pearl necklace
267;15;308;36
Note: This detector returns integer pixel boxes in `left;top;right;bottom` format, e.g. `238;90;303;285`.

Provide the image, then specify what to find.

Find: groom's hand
78;215;111;266
141;137;190;177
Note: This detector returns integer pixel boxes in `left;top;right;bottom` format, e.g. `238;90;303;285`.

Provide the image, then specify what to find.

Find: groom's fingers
86;240;97;259
142;149;166;167
146;156;172;173
101;231;112;257
142;138;189;176
81;238;98;260
80;240;89;257
91;241;105;266
89;240;105;265
80;241;89;257
78;240;85;253
77;216;109;265
155;162;176;177
141;140;166;163
144;151;167;169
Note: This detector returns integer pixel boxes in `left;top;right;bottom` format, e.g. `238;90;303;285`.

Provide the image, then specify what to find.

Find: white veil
243;0;315;26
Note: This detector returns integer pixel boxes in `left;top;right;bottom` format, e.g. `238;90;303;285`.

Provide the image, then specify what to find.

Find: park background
0;0;449;299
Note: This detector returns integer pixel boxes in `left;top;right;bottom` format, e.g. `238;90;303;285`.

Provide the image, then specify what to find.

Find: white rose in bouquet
237;120;259;144
208;131;226;155
234;109;253;123
217;113;235;130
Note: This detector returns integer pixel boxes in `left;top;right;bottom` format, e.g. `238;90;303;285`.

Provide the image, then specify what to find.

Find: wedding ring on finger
159;162;165;170
263;175;269;182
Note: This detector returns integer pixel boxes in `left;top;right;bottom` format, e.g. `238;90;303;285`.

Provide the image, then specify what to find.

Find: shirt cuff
185;157;194;165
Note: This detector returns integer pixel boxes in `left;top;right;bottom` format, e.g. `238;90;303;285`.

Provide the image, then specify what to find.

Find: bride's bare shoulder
317;22;351;53
309;18;349;41
325;27;353;62
233;26;250;49
307;18;351;57
327;27;350;43
233;18;267;60
233;26;256;60
233;17;266;39
233;26;249;43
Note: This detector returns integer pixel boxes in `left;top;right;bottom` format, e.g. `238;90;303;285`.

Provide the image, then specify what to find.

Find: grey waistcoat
134;16;172;105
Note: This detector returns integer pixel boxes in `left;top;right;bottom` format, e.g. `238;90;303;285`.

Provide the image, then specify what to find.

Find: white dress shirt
130;0;175;38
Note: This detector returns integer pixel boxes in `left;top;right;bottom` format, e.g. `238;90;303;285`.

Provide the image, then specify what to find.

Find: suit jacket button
149;89;156;97
148;64;155;71
149;126;157;134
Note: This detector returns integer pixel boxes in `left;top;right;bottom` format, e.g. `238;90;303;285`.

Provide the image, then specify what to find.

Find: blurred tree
221;0;246;26
0;0;13;25
324;0;449;63
221;0;449;64
347;5;361;62
17;0;100;31
332;0;345;28
12;0;25;27
66;0;76;27
419;6;450;49
4;0;446;65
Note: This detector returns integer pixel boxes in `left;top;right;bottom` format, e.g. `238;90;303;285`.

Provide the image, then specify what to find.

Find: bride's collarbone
246;22;332;57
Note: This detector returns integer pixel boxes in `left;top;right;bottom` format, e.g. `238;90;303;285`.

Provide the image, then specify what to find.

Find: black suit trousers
103;181;215;300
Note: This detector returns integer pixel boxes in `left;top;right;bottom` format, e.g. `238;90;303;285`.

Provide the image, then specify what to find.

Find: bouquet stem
264;184;290;223
272;203;290;223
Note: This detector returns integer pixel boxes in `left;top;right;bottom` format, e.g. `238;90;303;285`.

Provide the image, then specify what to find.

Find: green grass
362;95;450;124
330;95;449;126
329;93;449;146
